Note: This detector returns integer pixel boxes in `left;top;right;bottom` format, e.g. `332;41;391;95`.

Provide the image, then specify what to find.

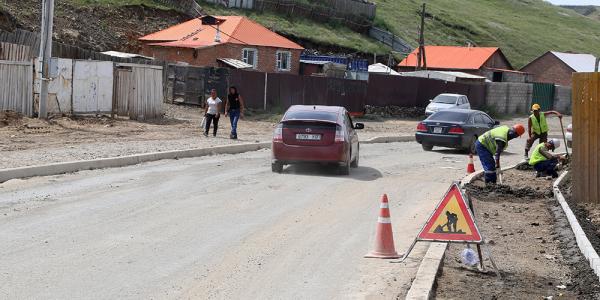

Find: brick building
520;51;599;86
397;46;514;79
139;16;304;74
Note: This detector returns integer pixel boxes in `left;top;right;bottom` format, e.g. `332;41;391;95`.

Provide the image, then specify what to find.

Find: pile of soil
0;111;23;127
435;168;600;299
560;174;600;262
363;105;425;119
0;0;187;53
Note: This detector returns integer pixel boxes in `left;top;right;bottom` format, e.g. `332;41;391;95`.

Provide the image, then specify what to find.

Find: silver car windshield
433;95;458;104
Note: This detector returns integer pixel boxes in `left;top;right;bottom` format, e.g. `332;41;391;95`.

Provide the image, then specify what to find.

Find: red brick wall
482;51;512;70
520;52;574;86
141;43;302;74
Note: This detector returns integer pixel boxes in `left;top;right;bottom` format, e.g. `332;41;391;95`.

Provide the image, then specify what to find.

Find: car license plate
433;127;443;134
296;133;321;141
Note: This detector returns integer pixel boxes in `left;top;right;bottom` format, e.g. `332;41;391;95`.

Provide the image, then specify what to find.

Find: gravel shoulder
0;105;419;169
435;168;600;299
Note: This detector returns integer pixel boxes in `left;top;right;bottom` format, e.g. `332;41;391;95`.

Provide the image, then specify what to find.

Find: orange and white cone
467;153;476;174
365;194;400;259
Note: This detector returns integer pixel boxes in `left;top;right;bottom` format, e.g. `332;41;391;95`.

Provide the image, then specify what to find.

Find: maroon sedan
271;105;364;175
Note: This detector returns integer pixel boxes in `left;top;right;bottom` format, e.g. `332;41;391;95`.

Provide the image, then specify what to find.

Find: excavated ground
435;168;600;299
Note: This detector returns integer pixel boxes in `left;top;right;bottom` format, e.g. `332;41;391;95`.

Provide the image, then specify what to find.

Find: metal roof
140;16;304;50
101;51;153;60
217;58;253;69
368;63;400;75
398;46;502;70
551;51;599;72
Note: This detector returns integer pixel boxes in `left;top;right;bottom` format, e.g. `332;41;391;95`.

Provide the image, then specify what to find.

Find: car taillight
335;125;345;142
448;126;464;134
417;122;427;132
273;124;283;142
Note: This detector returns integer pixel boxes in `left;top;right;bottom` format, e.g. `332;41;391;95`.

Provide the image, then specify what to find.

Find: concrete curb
405;163;520;299
554;172;600;281
0;142;270;183
362;135;415;144
0;135;415;183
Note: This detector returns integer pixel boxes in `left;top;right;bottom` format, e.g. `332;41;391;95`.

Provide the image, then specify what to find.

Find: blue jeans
229;109;240;136
534;158;558;177
476;141;497;183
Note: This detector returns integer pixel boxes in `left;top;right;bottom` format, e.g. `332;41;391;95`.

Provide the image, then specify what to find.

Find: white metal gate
72;60;113;114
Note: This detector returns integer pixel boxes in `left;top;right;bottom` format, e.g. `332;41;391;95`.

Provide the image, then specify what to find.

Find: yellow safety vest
529;143;549;166
478;126;509;154
530;113;548;135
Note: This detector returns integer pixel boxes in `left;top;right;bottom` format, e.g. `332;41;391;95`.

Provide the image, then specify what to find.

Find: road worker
475;124;526;184
525;103;562;159
529;138;565;178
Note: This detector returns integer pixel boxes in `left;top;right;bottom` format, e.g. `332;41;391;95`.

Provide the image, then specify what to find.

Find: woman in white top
204;89;222;137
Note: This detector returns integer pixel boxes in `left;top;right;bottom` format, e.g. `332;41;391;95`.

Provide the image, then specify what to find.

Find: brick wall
485;82;532;115
554;85;572;114
520;52;574;86
484;82;572;115
141;43;302;74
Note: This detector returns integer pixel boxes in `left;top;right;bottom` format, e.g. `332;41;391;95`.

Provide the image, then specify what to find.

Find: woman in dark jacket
224;86;245;139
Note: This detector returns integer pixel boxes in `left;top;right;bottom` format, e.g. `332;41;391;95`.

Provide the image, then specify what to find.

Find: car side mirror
354;123;364;130
494;120;500;125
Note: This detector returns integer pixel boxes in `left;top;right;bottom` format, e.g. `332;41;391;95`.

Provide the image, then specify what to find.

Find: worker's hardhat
512;124;525;137
532;103;541;111
549;138;561;150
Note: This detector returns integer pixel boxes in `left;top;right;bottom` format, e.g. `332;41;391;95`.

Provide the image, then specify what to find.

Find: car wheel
351;146;359;168
422;144;433;151
271;162;283;173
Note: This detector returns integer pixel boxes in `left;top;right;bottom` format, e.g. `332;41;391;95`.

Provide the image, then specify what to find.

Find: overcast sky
546;0;600;5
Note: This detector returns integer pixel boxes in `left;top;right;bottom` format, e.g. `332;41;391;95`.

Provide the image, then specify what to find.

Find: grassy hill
2;0;600;68
561;5;600;21
374;0;600;68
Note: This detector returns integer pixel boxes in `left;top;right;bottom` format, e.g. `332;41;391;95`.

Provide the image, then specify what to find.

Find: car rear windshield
427;111;469;122
284;111;339;122
432;95;458;104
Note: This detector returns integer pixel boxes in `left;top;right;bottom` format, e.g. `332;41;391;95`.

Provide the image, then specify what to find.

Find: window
474;114;485;124
276;51;292;72
481;114;494;125
242;48;258;69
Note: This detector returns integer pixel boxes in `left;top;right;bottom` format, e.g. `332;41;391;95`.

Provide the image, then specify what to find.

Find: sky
546;0;600;5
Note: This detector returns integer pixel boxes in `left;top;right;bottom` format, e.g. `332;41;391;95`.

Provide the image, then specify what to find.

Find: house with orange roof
397;46;525;82
139;16;304;74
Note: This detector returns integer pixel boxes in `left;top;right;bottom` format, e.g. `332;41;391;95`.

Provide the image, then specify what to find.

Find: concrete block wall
554;85;572;114
485;82;532;115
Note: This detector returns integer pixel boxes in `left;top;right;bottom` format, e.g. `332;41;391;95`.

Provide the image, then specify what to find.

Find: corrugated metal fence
0;60;33;116
572;72;600;204
166;65;485;113
115;64;164;120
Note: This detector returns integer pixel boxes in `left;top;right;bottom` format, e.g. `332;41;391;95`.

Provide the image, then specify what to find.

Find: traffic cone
365;194;400;259
467;153;476;174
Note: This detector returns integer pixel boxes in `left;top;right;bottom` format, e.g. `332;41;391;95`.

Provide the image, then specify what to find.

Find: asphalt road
0;140;528;299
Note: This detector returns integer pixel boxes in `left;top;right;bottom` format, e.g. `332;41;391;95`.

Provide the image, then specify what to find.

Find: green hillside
374;0;600;68
204;0;600;68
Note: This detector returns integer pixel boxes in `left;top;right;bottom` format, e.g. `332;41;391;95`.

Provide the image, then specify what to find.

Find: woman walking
204;89;222;137
224;86;245;139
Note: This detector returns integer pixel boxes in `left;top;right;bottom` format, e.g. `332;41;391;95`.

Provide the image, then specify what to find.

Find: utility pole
39;0;55;119
416;3;426;71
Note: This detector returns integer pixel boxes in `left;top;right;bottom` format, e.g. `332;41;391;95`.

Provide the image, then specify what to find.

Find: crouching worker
529;138;564;178
475;124;526;184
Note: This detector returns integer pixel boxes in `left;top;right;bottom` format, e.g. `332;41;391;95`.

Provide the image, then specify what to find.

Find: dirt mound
364;105;425;119
0;111;24;127
465;182;553;200
1;0;188;53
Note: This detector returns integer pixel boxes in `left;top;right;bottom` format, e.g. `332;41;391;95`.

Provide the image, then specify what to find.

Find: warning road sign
417;183;482;243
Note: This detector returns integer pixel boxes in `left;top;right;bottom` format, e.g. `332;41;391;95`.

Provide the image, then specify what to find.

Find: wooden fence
0;42;32;61
0;60;33;116
572;72;600;204
115;64;165;120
